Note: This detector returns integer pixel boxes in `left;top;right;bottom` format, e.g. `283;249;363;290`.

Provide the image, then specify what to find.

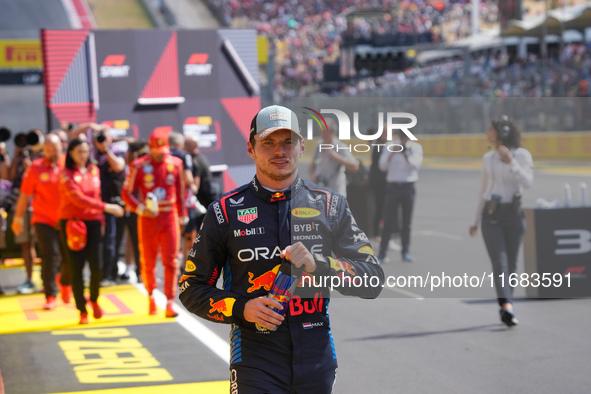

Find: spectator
12;134;71;309
58;139;124;324
92;127;126;286
205;0;499;102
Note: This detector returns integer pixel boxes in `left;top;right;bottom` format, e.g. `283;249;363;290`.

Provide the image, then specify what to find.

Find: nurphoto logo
302;107;418;153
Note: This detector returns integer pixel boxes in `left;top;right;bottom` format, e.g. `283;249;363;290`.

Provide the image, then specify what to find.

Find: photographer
309;118;358;198
0;141;11;180
4;128;43;293
92;126;126;286
469;116;533;327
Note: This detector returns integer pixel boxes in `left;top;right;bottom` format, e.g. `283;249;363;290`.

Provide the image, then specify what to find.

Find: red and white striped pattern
60;0;96;29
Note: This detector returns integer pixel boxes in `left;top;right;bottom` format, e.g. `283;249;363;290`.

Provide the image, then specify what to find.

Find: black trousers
102;212;118;281
115;211;140;278
59;219;102;313
34;223;69;298
379;182;415;255
370;184;386;237
481;204;526;306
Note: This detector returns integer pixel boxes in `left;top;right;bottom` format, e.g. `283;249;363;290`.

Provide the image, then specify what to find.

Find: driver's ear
247;140;255;158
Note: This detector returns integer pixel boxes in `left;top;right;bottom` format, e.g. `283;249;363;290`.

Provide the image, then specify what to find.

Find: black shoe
120;273;130;281
0;286;4;295
500;308;519;327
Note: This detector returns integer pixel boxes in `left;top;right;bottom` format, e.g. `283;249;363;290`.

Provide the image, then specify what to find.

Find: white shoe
100;279;116;287
388;240;401;251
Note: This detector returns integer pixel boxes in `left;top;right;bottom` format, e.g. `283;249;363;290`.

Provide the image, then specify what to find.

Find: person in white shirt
377;131;423;262
309;119;359;198
469;115;533;327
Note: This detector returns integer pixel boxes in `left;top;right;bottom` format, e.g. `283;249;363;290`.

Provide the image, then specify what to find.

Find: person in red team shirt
12;134;70;310
58;139;124;324
122;129;187;318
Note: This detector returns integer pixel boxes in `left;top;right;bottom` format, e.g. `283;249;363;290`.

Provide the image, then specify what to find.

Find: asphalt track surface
1;165;590;393
0;0;70;38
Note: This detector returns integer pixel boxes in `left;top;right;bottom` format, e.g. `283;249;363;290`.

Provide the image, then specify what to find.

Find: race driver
179;105;384;393
122;128;187;317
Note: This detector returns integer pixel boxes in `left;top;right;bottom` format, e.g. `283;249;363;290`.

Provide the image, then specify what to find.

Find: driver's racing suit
179;176;384;393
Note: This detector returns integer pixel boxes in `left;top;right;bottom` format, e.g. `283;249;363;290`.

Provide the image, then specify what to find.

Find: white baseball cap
249;105;303;141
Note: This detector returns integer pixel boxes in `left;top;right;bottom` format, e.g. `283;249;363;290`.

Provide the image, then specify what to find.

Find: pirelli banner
0;39;43;84
41;29;261;190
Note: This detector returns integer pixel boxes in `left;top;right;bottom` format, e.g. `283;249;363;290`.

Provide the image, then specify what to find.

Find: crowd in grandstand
335;42;591;98
206;0;499;101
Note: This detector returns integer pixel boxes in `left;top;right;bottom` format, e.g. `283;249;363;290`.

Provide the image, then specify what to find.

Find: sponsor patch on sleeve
185;260;197;272
358;245;374;255
208;297;235;317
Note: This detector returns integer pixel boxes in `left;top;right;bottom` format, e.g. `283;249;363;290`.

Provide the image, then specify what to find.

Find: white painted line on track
382;285;425;300
134;284;230;365
414;230;463;241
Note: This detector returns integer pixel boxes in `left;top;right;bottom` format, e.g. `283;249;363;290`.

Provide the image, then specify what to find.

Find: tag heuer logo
237;207;258;224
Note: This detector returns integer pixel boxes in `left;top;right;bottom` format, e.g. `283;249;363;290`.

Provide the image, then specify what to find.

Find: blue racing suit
179;176;384;393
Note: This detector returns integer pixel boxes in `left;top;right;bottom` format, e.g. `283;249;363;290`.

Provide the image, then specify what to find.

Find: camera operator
92;126;126;286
